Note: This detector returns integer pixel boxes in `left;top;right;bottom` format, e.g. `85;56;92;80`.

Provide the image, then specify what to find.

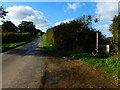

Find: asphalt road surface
2;36;47;88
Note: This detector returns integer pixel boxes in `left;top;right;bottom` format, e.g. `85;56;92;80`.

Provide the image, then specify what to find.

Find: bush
2;32;36;51
46;15;104;52
110;15;120;56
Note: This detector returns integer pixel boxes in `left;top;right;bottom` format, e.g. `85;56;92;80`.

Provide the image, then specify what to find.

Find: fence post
96;31;98;51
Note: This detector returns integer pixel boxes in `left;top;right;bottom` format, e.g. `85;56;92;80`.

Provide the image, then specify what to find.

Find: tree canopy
110;14;120;55
46;15;104;52
2;21;17;32
18;21;36;34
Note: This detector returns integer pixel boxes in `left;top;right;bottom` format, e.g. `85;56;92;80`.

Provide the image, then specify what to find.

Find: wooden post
92;31;99;56
96;31;98;51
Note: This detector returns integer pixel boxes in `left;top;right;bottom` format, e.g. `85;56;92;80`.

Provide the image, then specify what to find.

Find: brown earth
41;48;120;88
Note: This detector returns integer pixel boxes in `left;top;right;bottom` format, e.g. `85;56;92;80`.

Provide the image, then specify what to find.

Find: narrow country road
1;36;119;88
2;36;47;88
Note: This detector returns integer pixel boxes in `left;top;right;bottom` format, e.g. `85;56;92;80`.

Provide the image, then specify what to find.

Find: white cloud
96;25;109;30
64;2;82;12
5;6;50;31
95;25;113;37
67;3;80;10
55;19;73;26
95;2;118;23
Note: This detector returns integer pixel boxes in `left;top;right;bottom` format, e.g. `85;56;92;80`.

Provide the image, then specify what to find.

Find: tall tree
18;21;36;34
110;14;120;56
2;21;17;32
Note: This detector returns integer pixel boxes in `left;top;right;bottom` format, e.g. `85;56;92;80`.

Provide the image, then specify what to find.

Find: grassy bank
1;32;36;52
42;34;120;85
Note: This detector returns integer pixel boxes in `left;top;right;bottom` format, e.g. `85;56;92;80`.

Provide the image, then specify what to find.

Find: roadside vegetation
1;32;36;52
1;6;120;85
42;34;120;85
0;9;44;52
42;15;120;85
0;7;44;52
1;20;43;52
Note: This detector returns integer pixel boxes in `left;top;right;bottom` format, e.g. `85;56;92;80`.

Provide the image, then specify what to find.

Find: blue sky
1;2;118;37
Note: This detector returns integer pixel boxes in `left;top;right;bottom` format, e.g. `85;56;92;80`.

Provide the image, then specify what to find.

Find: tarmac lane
2;36;47;88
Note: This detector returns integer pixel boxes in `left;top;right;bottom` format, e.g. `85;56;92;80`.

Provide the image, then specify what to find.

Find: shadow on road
3;44;61;58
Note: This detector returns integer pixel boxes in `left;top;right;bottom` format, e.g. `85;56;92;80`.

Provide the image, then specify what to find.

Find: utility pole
92;31;99;56
96;31;98;51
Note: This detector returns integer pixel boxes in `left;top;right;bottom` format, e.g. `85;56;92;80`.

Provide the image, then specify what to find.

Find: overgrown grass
42;34;120;85
1;32;36;52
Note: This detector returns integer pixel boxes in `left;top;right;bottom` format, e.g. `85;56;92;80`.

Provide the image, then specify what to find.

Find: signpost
96;31;98;52
92;31;99;56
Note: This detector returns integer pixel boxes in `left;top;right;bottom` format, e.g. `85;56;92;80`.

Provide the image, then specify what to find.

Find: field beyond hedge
1;32;36;52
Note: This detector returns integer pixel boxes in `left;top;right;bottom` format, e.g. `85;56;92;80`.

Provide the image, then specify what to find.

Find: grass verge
1;32;36;52
42;34;120;85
